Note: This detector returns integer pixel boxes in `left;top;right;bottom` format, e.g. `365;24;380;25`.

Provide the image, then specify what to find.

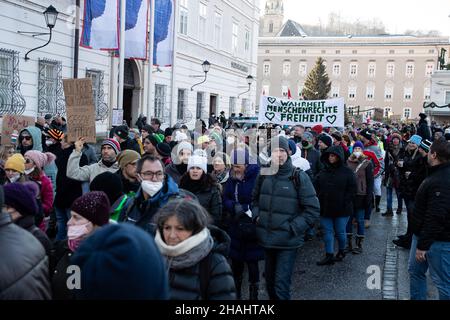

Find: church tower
259;0;284;37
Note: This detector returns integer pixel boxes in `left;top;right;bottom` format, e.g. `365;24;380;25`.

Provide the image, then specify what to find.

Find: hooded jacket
315;146;357;218
252;157;320;249
66;150;120;183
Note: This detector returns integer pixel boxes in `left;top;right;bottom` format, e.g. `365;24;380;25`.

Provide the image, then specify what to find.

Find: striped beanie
47;128;64;141
102;138;121;155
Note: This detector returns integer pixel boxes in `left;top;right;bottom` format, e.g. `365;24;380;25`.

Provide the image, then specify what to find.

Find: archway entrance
123;59;141;127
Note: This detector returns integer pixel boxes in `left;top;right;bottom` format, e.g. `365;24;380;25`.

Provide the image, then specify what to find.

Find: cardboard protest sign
258;96;345;127
63;78;96;143
1;115;35;145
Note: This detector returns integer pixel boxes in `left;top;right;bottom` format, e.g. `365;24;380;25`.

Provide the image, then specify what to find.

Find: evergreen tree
302;57;331;100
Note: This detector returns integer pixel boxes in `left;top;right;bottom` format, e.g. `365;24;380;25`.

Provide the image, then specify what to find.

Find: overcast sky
259;0;450;36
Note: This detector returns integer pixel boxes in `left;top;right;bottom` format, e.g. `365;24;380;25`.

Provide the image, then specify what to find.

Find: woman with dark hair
211;152;231;189
154;199;236;300
179;155;222;226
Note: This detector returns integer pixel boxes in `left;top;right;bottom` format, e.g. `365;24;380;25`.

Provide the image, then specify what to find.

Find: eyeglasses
21;136;32;141
140;171;164;180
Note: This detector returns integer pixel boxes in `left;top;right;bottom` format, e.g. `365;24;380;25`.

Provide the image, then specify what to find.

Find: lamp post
190;60;211;91
18;5;59;61
237;75;254;98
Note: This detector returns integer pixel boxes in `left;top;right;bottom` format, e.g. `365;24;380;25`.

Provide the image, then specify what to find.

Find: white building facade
0;0;260;134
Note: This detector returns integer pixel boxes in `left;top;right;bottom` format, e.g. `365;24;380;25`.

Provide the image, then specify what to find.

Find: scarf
155;228;214;270
102;159;116;168
213;169;229;183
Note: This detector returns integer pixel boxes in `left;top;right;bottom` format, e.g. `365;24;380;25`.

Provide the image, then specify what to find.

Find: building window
154;84;167;120
409;49;414;54
299;62;307;77
332;63;340;76
348;86;356;100
404;87;413;100
298;85;304;97
384;86;393;101
229;96;236;115
179;0;188;35
301;49;306;54
86;69;108;120
428;49;435;54
352;50;357;54
403;108;411;119
232;22;238;55
425;62;434;76
365;110;373;118
406;62;414;77
335;50;340;54
245;29;250;54
262;85;270;95
331;86;339;98
281;85;289;97
389;49;395;54
384;107;391;118
196;92;205;119
445;91;450;104
263;61;270;76
269;22;273;33
321;50;326;54
38;59;65;116
0;49;25;115
265;49;270;53
283;61;291;76
424;87;431;100
347;106;356;115
350;63;358;77
368;62;376;77
386;63;395;77
366;85;375;100
198;3;207;42
214;12;222;48
177;89;187;120
285;49;290;54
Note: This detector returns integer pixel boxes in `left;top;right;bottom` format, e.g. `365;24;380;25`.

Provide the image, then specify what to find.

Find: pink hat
24;150;56;169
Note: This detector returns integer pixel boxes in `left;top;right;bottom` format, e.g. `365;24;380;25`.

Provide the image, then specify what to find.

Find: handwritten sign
112;109;123;126
258;95;345;127
1;115;35;145
63;78;96;143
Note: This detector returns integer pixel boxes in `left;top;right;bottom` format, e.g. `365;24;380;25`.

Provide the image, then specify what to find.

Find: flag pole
169;0;178;127
146;0;155;120
117;0;126;114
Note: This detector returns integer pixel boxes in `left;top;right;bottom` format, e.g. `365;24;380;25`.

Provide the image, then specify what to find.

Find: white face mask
67;222;92;240
9;173;21;183
141;180;163;197
24;167;35;175
353;151;362;158
45;140;54;146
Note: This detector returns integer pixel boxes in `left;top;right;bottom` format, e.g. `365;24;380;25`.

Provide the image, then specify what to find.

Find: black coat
49;240;76;300
50;145;88;209
315;146;357;218
410;162;450;251
416;119;431;141
167;226;236;300
398;148;427;199
16;215;53;256
0;211;51;299
116;169;140;196
301;147;323;177
120;138;142;154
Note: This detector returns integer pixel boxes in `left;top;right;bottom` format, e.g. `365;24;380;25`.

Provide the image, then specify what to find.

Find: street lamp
238;75;254;98
18;5;59;61
190;60;211;91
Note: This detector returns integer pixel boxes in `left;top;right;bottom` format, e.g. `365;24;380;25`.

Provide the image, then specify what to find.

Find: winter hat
156;143;171;158
353;141;365;150
230;149;250;165
270;136;290;154
288;139;298;155
89;172;124;206
116;150;141;170
174;131;188;142
114;125;129;140
47;128;64;141
419;139;432;153
209;131;223;145
24;150;56;169
311;124;323;135
419;113;427;119
71;191;111;226
359;128;373;141
197;135;210;144
331;131;342;142
145;134;159;147
154;134;165;144
44;114;52;120
102;138;121;155
4;182;39;217
318;134;333;148
302;132;314;143
71;223;169;300
187;154;207;173
391;132;402;142
176;141;193;154
4;153;25;174
408;134;422;146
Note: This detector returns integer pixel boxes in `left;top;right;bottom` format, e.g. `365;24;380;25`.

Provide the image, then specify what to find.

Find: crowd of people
0;111;449;300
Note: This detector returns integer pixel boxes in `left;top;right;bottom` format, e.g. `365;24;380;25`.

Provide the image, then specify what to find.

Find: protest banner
1;115;35;145
258;95;345;127
63;78;96;143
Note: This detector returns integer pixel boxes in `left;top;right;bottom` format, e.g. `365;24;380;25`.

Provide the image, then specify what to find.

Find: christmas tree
302;57;331;100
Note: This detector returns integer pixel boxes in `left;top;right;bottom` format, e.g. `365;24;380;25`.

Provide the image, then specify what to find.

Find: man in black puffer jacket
0;186;51;299
408;138;450;300
252;136;320;300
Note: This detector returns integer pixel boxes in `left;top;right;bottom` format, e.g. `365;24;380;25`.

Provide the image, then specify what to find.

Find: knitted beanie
270;136;290;154
187;155;207;173
47;128;64;141
24;150;56;169
71;191;111;226
102;138;121;155
353;141;365;150
318;134;333;148
114;125;129;140
117;150;141;170
4;153;25;174
4;182;39;217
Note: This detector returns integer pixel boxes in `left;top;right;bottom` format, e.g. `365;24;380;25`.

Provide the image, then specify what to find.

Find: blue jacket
223;165;264;261
119;175;179;234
